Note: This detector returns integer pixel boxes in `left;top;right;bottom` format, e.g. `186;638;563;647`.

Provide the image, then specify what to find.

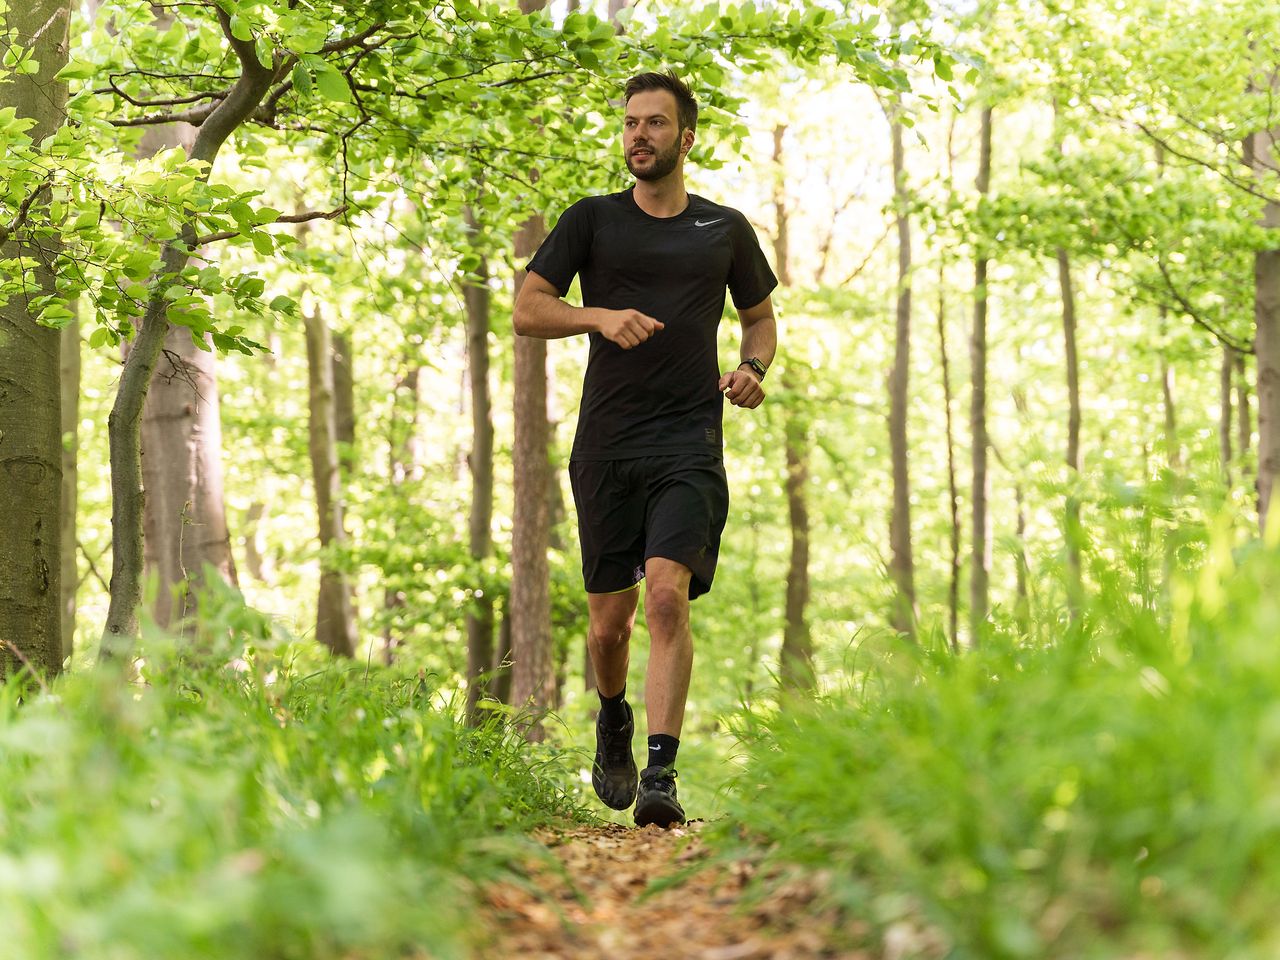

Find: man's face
623;89;690;182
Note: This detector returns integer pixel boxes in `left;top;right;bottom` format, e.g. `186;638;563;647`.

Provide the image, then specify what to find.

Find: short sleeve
726;210;778;309
525;199;594;296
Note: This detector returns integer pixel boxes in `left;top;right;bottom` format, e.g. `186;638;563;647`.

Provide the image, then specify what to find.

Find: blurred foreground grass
719;531;1280;960
0;621;589;960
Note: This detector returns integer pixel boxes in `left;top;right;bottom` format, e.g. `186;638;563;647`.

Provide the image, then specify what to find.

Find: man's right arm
513;270;664;349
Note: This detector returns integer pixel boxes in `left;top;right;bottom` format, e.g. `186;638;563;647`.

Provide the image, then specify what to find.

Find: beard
625;139;681;181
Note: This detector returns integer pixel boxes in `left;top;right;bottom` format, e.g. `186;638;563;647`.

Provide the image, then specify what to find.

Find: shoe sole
592;759;638;810
634;795;685;828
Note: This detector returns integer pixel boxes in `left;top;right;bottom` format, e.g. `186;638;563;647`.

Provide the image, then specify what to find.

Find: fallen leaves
474;821;872;959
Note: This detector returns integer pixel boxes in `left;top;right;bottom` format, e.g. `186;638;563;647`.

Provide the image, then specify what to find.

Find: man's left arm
718;296;777;409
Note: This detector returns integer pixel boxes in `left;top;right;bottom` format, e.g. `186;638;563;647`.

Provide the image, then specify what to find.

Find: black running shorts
568;454;730;600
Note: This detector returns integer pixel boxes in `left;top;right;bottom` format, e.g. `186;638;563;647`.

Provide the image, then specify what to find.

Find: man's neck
632;173;689;219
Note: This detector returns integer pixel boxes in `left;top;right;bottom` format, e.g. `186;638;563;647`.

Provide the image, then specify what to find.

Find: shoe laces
598;716;632;761
641;766;677;795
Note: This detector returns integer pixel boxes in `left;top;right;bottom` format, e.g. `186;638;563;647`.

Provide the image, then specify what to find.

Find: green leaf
88;327;110;349
934;55;953;82
250;232;275;256
269;295;296;312
315;67;352;102
54;60;96;81
229;15;253;41
292;62;312;97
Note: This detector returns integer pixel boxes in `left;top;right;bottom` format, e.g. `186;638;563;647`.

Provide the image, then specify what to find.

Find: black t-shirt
526;186;778;461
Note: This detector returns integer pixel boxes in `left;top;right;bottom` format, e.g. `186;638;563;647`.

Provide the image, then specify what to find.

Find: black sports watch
739;357;767;381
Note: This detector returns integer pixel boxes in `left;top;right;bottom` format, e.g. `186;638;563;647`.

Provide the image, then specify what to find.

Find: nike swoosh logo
694;218;724;227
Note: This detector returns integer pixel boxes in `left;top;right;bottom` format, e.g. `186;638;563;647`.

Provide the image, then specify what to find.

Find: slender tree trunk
1160;353;1180;470
767;124;814;689
242;502;269;582
508;0;554;734
465;243;496;721
304;304;358;657
936;269;961;652
510;216;554;734
60;315;80;663
1237;350;1252;468
969;106;994;645
887;107;916;637
140;325;239;630
1014;481;1030;634
382;363;420;665
1057;247;1083;618
0;0;70;679
1249;75;1280;534
101;13;274;658
332;330;356;479
1221;345;1235;485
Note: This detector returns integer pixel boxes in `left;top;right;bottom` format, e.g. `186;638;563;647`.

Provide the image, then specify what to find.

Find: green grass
0;625;589;960
716;532;1280;959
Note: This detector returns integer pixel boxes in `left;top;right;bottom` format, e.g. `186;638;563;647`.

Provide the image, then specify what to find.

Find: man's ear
681;128;695;155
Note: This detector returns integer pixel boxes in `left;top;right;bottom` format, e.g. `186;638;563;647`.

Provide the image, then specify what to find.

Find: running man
513;71;778;827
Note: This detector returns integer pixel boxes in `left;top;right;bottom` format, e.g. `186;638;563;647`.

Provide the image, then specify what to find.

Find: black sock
647;733;679;771
598;685;628;727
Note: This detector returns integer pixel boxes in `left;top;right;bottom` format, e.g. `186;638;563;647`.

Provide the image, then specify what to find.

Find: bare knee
589;620;632;653
645;582;689;639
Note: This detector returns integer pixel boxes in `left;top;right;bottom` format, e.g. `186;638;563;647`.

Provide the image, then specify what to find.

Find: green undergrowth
0;629;589;959
717;533;1280;959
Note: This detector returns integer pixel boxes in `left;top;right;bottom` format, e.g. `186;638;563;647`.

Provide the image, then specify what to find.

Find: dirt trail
477;821;870;959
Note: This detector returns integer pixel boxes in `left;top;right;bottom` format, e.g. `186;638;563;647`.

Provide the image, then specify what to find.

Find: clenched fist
719;367;765;409
598;308;664;349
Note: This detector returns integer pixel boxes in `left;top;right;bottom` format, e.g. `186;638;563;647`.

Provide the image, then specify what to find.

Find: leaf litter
475;820;875;959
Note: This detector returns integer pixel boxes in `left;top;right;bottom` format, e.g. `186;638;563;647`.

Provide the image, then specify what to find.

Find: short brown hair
624;71;697;134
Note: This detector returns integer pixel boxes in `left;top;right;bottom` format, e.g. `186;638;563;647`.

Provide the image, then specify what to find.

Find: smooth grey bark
101;10;275;658
60;315;80;662
140;324;239;631
464;242;496;722
303;303;358;657
887;106;916;638
241;501;269;582
0;0;70;679
969;105;994;645
770;124;814;690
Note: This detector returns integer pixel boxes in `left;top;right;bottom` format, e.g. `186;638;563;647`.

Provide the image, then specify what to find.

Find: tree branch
0;177;55;246
193;204;349;245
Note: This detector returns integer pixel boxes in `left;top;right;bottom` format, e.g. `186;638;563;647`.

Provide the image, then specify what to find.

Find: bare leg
642;557;693;738
587;586;639;698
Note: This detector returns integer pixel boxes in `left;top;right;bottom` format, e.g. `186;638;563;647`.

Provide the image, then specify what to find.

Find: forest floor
475;821;875;959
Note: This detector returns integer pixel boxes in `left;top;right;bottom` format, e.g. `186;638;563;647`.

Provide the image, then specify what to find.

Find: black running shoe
592;700;638;810
634;764;685;827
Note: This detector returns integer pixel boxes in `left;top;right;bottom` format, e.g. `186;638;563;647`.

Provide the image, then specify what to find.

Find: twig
0;177;55;245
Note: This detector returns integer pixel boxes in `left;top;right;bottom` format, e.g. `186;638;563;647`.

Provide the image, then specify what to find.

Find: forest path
475;821;868;959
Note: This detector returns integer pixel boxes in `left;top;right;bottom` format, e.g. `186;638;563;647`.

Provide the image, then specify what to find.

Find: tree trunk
140;325;239;631
304;304;358;657
1250;74;1280;535
0;0;70;679
1221;345;1235;485
134;12;236;638
242;501;269;582
1057;247;1082;619
510;217;554;734
1014;481;1030;635
465;242;496;722
101;12;275;658
332;330;356;479
887;107;916;637
969;106;994;645
382;362;420;665
936;269;961;652
60;315;80;663
1237;350;1251;465
508;0;554;736
768;124;814;689
1160;354;1180;470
